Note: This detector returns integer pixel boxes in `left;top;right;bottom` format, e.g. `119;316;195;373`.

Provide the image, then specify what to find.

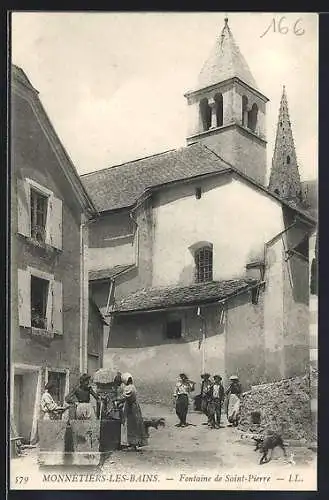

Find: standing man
207;375;225;429
174;374;195;427
200;373;212;425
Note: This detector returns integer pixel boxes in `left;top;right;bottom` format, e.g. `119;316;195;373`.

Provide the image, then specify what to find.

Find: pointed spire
268;86;303;204
197;16;257;90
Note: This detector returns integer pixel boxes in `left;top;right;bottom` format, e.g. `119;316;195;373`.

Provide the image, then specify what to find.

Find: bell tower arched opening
200;98;211;131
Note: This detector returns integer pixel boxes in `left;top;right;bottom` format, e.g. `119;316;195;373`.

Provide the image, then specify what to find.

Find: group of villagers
40;370;242;451
40;371;147;451
174;372;242;428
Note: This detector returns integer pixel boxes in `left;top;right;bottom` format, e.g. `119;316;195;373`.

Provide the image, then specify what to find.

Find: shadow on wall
109;305;223;349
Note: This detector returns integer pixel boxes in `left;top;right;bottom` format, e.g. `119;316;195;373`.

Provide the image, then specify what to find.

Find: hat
214;375;222;380
80;373;91;383
230;375;239;380
201;373;210;379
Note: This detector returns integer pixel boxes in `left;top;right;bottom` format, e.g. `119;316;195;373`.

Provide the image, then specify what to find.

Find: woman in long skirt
174;373;195;427
117;372;148;451
225;375;242;426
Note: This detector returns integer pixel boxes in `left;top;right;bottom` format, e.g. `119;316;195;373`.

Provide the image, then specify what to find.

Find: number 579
15;476;29;484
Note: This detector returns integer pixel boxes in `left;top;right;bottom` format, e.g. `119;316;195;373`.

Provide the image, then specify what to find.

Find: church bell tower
184;17;269;186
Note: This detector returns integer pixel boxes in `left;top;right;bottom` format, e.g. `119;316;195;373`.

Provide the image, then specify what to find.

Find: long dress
226;382;242;425
120;384;148;448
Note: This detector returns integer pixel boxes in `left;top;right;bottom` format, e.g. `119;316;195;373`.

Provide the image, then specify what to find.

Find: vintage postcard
9;11;318;491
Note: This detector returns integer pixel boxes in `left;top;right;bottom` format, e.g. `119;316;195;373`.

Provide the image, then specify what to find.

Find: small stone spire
268;86;303;204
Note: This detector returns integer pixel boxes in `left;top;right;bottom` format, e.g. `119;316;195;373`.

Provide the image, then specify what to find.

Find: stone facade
10;66;96;443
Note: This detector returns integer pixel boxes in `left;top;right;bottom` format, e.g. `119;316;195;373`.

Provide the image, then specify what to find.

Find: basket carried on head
93;368;117;390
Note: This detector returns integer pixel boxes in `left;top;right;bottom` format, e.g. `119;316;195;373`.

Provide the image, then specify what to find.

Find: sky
11;12;318;181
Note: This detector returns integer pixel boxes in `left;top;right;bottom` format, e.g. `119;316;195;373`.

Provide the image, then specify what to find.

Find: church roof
112;277;260;314
81;142;316;224
196;18;258;91
81;142;230;212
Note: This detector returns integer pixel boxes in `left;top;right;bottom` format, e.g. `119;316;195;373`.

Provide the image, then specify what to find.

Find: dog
143;417;166;437
253;432;287;464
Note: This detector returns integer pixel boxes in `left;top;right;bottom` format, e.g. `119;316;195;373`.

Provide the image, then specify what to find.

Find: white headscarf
121;372;133;385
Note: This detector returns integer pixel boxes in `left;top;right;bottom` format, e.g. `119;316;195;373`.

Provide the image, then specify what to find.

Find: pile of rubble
238;375;314;442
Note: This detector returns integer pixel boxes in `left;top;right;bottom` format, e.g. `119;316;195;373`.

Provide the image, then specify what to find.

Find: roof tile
113;278;259;313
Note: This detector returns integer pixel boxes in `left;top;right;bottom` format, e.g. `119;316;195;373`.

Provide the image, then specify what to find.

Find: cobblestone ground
11;404;316;487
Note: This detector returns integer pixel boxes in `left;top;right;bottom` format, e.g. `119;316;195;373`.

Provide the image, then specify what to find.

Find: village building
82;19;317;406
10;65;102;444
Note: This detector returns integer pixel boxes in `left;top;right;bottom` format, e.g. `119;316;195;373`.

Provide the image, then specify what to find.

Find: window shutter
45;195;53;246
45;280;54;331
50;196;63;250
17;179;31;237
52;280;63;335
18;268;31;327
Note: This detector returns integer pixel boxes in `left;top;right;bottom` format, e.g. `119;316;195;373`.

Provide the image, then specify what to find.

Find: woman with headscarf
116;372;148;451
65;373;100;420
173;373;195;427
40;381;69;420
225;375;242;427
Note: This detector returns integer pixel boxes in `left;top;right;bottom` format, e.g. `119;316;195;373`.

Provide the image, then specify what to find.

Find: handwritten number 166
260;17;305;38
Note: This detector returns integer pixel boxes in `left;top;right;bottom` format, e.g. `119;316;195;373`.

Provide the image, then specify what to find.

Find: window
195;246;213;283
214;93;223;127
195;187;202;200
17;178;63;250
31;276;49;328
18;268;63;334
248;103;258;132
30;188;48;243
200;98;211;131
47;371;66;404
166;320;182;339
287;155;291;164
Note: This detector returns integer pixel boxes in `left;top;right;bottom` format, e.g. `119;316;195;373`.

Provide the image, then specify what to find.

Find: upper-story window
17;178;63;250
195;246;213;283
30;188;48;243
18;266;63;335
31;275;49;329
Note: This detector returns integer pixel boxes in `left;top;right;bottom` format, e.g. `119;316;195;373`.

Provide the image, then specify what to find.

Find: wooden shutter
45;280;53;331
52;280;63;335
50;196;63;250
17;179;31;237
18;268;31;327
45;195;52;246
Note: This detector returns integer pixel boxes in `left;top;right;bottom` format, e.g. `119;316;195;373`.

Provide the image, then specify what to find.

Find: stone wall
238;375;313;442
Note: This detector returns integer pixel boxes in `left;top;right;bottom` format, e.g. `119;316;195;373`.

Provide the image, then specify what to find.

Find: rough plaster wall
282;253;309;378
104;305;225;405
152;177;282;288
225;292;265;391
88;212;135;271
203;127;267;186
88;242;134;271
263;238;285;381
